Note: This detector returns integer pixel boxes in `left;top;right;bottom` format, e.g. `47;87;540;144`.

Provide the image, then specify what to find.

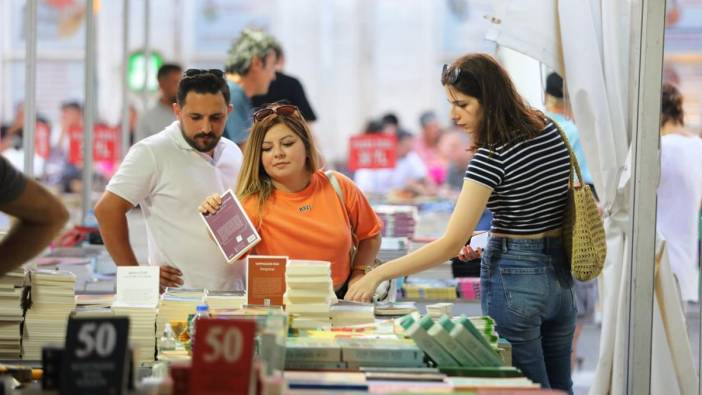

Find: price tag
348;133;397;171
189;318;256;395
61;317;130;395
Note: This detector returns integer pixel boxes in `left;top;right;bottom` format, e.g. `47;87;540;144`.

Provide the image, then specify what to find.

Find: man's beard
181;127;221;153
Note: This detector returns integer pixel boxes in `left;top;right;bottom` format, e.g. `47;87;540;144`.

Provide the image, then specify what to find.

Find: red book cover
247;256;287;306
200;189;261;262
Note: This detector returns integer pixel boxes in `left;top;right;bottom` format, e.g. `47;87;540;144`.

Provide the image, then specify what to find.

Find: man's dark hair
661;82;684;127
60;101;83;113
396;130;414;142
381;113;399;127
177;69;230;106
157;63;183;81
364;120;385;135
545;72;564;99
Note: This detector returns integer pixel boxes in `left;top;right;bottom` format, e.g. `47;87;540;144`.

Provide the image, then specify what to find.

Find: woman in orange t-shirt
199;104;382;297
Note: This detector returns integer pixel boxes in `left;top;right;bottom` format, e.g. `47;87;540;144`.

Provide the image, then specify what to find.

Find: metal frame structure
81;0;97;223
22;0;37;176
120;0;131;160
625;0;667;394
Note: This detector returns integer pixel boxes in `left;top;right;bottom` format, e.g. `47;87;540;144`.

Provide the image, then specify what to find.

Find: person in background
199;103;382;299
0;156;69;274
136;63;183;142
380;113;400;135
543;72;597;371
45;101;83;193
95;69;244;292
354;130;432;197
251;42;317;122
544;72;594;188
0;102;51;175
347;54;575;393
657;82;702;304
439;129;472;192
415;110;448;185
223;29;278;146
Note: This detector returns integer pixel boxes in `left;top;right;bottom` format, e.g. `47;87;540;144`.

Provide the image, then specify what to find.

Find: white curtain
486;1;697;394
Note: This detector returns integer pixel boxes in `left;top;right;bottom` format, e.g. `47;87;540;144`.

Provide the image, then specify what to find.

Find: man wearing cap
223;29;278;146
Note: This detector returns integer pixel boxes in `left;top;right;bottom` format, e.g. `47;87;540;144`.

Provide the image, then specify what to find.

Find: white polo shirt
107;121;245;291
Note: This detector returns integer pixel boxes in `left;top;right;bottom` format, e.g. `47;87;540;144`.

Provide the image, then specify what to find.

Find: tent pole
82;0;97;224
120;0;130;158
625;0;666;393
22;0;37;176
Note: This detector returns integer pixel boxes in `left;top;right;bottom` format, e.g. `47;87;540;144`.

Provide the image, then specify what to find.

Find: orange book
247;256;287;306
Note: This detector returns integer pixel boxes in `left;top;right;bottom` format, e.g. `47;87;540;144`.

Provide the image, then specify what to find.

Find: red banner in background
348;134;397;171
68;124;120;166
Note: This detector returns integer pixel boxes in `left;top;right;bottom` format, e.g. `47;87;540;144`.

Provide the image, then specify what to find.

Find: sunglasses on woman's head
441;64;462;85
253;104;300;122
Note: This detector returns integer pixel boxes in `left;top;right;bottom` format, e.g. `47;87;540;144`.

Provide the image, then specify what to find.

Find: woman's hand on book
198;193;223;215
344;271;381;303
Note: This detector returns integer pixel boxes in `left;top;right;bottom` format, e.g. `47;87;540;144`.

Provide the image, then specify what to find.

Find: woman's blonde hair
236;107;322;212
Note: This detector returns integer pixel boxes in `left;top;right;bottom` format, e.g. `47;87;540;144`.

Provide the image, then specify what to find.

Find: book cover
200;189;261;262
247;256;287;306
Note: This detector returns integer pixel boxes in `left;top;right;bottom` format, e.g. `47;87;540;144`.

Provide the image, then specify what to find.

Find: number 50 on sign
189;318;256;395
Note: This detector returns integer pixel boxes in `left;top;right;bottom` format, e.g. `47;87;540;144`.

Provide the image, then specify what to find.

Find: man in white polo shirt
95;69;244;291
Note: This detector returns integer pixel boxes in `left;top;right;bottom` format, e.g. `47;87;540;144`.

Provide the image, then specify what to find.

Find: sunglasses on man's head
441;64;462;85
253;104;300;122
184;68;224;78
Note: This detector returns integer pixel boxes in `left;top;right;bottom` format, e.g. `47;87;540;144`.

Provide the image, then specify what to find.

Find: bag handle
324;170;358;242
547;116;585;188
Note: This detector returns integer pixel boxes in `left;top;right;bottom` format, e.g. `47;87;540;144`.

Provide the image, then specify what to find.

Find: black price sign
60;317;130;395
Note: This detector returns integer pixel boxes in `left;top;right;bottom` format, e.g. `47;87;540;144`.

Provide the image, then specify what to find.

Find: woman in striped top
346;54;575;393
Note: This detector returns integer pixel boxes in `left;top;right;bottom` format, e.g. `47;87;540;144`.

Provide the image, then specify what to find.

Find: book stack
284;260;337;330
285;337;344;370
0;268;27;359
23;270;76;360
339;338;425;369
205;291;246;313
156;289;205;341
402;278;457;300
426;303;453;318
330;302;374;327
374;301;417;317
468;316;499;348
377;237;410;262
374;205;418;238
457;278;480;301
111;304;157;363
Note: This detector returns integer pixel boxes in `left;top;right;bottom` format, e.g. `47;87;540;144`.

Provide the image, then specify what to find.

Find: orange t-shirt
242;170;382;288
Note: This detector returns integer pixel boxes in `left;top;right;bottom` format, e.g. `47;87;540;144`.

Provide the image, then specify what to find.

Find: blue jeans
480;236;576;394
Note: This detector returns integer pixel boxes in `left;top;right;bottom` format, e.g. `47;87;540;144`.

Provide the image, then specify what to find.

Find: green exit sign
127;50;164;92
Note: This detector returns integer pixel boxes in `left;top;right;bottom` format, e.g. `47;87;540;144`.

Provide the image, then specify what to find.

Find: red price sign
93;125;119;163
68;124;120;165
189;318;256;395
348;134;397;171
68;126;83;165
35;123;51;159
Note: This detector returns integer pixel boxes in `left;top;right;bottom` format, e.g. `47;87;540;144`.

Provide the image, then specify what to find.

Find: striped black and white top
465;120;570;235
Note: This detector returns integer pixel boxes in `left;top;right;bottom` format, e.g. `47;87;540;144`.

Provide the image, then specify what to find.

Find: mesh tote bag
552;119;607;281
